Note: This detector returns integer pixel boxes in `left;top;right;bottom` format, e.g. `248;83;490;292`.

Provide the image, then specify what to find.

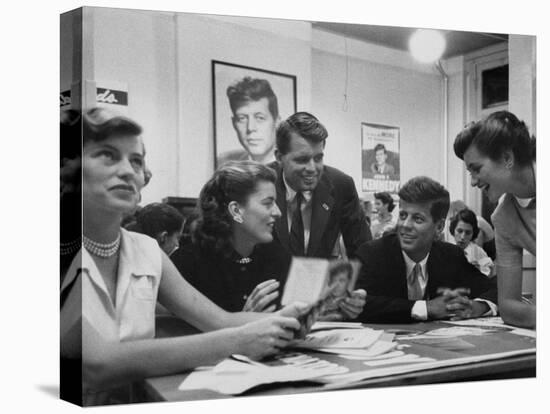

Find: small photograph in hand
319;260;361;320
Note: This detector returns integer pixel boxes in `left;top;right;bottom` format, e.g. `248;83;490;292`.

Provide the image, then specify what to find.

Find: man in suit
270;111;372;260
269;112;371;321
356;176;497;323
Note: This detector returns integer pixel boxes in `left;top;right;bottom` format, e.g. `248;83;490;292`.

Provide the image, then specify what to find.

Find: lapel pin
322;203;330;211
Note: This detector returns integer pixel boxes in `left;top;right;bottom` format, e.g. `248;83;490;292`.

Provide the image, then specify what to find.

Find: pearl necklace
83;234;121;258
60;239;81;256
235;257;252;264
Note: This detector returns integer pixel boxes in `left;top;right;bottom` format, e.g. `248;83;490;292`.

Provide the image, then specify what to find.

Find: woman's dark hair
193;160;277;255
454;111;536;166
449;208;480;241
374;191;395;212
133;203;184;238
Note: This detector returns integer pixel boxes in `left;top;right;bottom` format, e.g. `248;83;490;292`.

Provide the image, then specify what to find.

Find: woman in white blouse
60;108;311;405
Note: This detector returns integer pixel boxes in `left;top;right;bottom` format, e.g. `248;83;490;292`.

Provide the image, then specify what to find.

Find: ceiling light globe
409;29;446;63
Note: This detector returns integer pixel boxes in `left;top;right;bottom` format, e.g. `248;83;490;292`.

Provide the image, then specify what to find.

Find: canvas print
212;60;297;167
60;5;536;408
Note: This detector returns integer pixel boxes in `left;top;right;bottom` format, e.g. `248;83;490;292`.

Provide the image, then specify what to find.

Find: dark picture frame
212;60;297;168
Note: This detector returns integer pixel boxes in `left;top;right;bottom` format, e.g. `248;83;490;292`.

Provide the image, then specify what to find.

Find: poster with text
361;123;400;194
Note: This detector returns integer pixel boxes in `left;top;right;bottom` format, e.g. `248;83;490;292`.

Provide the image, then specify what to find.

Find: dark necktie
289;192;305;256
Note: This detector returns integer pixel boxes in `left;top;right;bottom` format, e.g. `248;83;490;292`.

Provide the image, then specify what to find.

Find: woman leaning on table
454;111;536;329
60;108;311;406
171;161;291;313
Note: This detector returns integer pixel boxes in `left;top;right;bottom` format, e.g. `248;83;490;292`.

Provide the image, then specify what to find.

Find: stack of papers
178;354;347;395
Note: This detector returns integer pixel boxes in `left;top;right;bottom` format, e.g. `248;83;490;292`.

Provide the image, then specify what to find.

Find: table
140;318;536;402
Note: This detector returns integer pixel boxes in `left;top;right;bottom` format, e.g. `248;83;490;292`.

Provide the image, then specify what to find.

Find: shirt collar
61;229;160;298
282;174;312;203
514;161;536;208
402;250;429;281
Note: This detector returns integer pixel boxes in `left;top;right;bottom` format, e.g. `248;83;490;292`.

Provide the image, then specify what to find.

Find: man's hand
428;287;488;320
242;279;280;313
446;297;489;320
339;289;366;320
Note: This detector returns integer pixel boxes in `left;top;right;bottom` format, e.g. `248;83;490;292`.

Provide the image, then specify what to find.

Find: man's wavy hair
193;160;277;255
226;77;279;119
398;176;450;223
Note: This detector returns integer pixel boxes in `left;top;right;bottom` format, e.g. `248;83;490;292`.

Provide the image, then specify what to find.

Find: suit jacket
269;162;371;259
355;233;497;323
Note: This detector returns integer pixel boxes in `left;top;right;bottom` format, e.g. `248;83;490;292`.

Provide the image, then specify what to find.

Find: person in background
361;199;373;227
370;143;395;175
449;208;494;277
60;108;311;406
270;111;372;260
355;176;497;324
454;110;536;328
131;202;184;257
444;199;494;248
370;192;397;239
218;77;280;166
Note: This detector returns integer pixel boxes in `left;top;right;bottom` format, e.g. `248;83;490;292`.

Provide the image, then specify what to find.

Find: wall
311;29;443;199
87;7;179;204
509;35;536;134
63;8;478;206
176;13;312;197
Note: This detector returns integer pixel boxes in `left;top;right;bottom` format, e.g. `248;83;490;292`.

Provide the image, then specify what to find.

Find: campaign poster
361;122;400;194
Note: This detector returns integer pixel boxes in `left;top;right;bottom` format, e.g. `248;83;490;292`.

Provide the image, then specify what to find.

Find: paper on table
363;354;436;366
179;358;345;395
295;328;384;349
311;321;363;331
317;339;397;357
338;350;404;361
443;317;536;338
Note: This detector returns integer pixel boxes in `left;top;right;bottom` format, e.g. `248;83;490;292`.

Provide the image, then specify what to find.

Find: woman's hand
242;279;280;312
278;302;317;339
338;289;367;320
234;315;300;360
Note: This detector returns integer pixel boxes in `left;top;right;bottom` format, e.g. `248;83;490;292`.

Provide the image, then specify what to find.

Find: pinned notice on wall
59;80;128;115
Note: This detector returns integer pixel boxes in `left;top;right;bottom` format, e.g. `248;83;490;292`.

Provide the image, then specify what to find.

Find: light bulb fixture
409;29;446;63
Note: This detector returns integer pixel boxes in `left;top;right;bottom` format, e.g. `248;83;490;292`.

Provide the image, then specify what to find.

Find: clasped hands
427;287;488;321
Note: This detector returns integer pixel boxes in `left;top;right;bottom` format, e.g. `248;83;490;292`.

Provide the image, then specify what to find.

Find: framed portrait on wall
212;60;297;168
361;122;401;194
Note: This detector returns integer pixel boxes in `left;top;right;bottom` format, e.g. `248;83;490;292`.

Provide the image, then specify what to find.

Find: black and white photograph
49;1;545;412
213;60;297;167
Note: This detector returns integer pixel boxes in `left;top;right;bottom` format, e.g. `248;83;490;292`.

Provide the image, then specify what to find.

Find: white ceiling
312;22;508;59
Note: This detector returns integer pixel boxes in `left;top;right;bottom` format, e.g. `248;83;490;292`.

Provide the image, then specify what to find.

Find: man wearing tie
270;112;371;260
355;176;497;323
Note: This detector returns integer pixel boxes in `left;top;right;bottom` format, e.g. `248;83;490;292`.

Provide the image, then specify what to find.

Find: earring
233;216;243;224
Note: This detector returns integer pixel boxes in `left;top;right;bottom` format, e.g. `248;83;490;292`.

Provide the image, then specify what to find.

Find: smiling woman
454;111;536;328
171;161;292;313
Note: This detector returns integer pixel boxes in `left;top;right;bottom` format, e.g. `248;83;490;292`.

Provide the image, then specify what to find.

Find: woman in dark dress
172;161;290;312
